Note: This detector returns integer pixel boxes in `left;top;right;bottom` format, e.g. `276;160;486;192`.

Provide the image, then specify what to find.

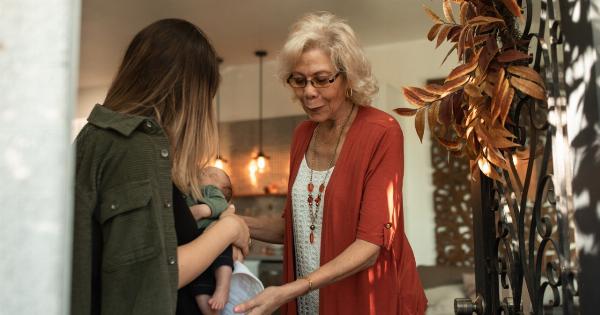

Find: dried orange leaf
427;23;443;41
492;78;510;123
490;68;506;115
443;75;470;93
467;16;505;26
427;103;437;134
436;25;453;48
425;83;446;96
437;136;463;151
443;0;456;23
457;26;468;59
464;83;483;97
485;147;510;170
442;44;458;65
447;48;482;81
508;65;546;88
482;81;495;97
493;135;521;148
500;87;515;124
423;5;443;23
402;87;427;107
497;49;531;63
415;109;426;143
491;125;517;139
510;76;546;100
466;27;475;49
460;2;469;25
394;108;419;116
477;39;499;76
405;86;440;102
447;25;462;42
500;0;522;18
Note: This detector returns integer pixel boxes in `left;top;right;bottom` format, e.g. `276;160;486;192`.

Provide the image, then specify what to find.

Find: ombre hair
278;12;378;105
103;18;219;200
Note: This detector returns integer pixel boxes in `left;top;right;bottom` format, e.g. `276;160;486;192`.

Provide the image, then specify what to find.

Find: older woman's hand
233;286;286;314
234;280;307;314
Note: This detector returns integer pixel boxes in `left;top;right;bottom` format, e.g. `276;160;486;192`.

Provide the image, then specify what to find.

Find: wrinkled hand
234;286;288;315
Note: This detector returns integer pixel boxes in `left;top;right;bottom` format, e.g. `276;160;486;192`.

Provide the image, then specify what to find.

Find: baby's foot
208;286;229;311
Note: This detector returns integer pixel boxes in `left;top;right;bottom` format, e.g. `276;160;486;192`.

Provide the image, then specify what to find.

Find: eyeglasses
286;72;342;88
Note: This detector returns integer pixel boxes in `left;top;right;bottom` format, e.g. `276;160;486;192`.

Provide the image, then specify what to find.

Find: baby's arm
190;204;212;221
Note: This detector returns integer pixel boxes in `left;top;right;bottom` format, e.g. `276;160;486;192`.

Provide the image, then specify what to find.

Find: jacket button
385;223;392;229
110;204;118;210
167;256;176;265
165;202;172;208
160;149;169;158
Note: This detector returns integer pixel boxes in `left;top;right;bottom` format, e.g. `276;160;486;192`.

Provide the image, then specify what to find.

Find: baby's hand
190;204;212;221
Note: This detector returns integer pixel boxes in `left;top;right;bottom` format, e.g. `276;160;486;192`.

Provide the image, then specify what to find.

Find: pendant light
214;57;227;169
254;50;269;172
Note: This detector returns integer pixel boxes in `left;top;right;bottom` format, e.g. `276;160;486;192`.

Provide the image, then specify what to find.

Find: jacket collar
87;104;152;137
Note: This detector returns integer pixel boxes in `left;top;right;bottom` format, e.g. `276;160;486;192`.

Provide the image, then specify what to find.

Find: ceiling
79;0;434;88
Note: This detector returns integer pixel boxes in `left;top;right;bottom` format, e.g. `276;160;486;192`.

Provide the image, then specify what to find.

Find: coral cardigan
281;106;427;315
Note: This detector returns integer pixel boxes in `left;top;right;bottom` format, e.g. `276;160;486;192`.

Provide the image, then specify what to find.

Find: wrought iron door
454;0;582;314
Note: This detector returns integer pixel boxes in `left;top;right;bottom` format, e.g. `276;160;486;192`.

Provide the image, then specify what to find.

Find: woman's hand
219;214;250;256
234;281;308;314
233;286;286;314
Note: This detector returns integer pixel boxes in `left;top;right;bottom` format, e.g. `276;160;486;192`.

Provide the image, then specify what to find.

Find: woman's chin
304;109;328;122
307;113;327;123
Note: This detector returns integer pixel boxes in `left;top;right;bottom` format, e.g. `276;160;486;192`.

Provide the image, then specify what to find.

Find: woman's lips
305;105;324;112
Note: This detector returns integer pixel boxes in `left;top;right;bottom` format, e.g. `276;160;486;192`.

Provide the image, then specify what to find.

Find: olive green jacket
71;105;179;315
185;185;229;229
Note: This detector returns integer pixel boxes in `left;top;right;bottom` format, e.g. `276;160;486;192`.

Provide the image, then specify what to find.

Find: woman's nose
302;83;318;98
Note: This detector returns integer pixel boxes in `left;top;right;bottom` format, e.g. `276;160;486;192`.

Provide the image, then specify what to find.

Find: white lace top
291;156;333;315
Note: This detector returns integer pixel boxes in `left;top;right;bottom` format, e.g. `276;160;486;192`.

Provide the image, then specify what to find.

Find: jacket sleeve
71;126;104;315
356;123;404;250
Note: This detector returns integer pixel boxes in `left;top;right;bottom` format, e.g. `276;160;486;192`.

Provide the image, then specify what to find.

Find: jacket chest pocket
99;179;158;271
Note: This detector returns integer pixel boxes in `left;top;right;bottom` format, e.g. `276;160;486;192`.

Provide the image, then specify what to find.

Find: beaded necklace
306;104;355;244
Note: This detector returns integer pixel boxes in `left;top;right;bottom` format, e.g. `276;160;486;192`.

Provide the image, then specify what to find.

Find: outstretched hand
234;286;285;315
234;280;307;315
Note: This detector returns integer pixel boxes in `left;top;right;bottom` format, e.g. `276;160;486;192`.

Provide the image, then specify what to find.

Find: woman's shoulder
357;105;402;133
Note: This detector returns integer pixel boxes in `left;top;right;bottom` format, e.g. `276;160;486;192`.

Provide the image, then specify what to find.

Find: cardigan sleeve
356;123;404;250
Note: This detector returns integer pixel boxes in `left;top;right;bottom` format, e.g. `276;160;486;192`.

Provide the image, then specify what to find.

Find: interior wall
76;38;456;266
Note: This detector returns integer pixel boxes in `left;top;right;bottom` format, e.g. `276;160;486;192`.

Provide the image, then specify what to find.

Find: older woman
236;12;427;315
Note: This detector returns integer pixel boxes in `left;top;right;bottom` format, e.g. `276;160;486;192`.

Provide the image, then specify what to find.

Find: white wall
365;39;455;265
76;38;456;265
1;0;80;313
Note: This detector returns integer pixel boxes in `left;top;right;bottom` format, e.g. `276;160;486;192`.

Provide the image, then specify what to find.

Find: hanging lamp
214;57;227;169
254;50;269;172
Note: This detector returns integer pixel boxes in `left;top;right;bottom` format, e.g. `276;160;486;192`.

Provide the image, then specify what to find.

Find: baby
186;166;234;314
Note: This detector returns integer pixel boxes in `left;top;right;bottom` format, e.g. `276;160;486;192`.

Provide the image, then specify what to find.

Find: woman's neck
319;102;355;132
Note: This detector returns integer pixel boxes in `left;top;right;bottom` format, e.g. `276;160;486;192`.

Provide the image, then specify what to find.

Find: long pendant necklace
306;104;355;244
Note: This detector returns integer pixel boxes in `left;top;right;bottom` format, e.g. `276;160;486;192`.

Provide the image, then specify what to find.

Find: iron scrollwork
463;0;580;314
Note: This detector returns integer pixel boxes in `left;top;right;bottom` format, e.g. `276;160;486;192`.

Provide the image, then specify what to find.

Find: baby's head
199;166;233;202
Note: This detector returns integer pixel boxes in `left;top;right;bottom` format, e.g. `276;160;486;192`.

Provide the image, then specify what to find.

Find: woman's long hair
104;18;219;200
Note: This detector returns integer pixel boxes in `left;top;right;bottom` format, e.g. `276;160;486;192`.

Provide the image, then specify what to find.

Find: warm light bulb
214;158;225;169
257;155;267;171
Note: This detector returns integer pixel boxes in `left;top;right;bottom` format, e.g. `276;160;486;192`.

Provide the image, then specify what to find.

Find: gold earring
346;88;353;98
